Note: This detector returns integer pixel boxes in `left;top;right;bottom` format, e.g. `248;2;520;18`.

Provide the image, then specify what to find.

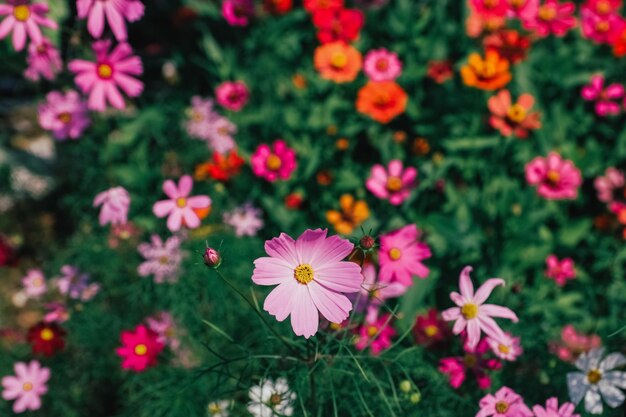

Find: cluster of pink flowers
185;96;238;153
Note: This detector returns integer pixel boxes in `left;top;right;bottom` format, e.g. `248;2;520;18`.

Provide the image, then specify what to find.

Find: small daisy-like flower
356;81;408;123
250;140;297;182
312;7;364;44
137;235;184;284
525;152;582;200
223;203;264;237
532;397;580;417
476;386;533;417
365;160;417;205
460;51;511;90
488;89;541;139
93;186;131;226
116;324;164;372
581;75;624;117
545;255;576;286
146;311;180;351
439;338;501;390
314;41;362;83
1;360;50;413
76;0;145;41
378;224;431;286
152;175;212;232
413;308;450;347
550;325;602;363
325;194;370;235
38;90;91;141
486;332;523;361
208;399;231;417
56;265;100;301
522;0;577;37
594;167;625;204
0;0;58;51
354;313;396;355
24;37;62;82
247;378;296;417
22;269;47;299
215;81;249;111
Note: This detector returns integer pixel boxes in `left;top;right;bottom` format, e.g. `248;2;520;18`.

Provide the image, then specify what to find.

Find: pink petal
441;306;461;321
114;72;144;97
162;179;179;198
152;200;175;217
466;319;481;348
166;209;183;232
177;175;193;197
290;284;319;338
473;278;505;304
252;257;294;286
459;266;474;299
308;282;352;323
265;233;299;265
0;16;15;40
477;315;507;341
452;317;466;334
104;2;127;41
295;229;327;262
263;280;298;321
387;159;403;177
25;18;42;45
104;83;126;109
480;304;519;322
307;234;354;268
88;82;106;111
87;1;105;38
182;208;200;229
314;262;363;293
12;22;26;51
187;195;211;208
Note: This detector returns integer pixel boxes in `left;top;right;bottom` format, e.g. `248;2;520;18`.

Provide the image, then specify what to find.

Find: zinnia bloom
426;59;454;83
378;224;431;286
413;308;450;347
223;203;264;237
486;332;523;361
325;194;370;235
38;90;91;140
354;314;396;355
222;0;254;26
24;37;62;81
581;9;624;44
116;324;164;372
476;386;533;417
594;167;625;203
525;152;582;200
1;360;50;413
152;175;212;232
550;325;602;363
76;0;145;41
470;0;509;17
442;266;519;349
488;89;541;138
68;40;143;111
439;338;501;389
194;150;245;182
0;1;58;51
363;48;402;81
506;0;539;18
483;30;531;64
250;139;297;182
251;229;362;338
314;41;362;83
532;398;580;417
93;186;131;226
137;235;184;283
583;0;622;15
312;7;364;44
466;10;506;37
522;0;576;37
303;0;343;13
356;81;408;123
22;269;46;299
581;75;624;116
545;255;576;286
26;322;66;357
247;378;296;417
215;81;249;111
461;51;511;90
365;159;417;205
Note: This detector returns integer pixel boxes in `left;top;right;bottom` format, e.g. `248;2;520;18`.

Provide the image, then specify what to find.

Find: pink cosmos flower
76;0;145;41
470;0;509;17
223;202;264;237
442;266;518;349
506;0;539;19
137;235;184;283
583;0;621;16
146;311;180;351
378;224;431;286
251;229;362;338
116;324;164;372
0;1;58;51
68;40;143;111
533;398;580;417
581;75;624;116
43;302;69;323
250;139;297;182
366;160;417;205
38;90;91;140
222;0;254;26
363;48;402;82
581;9;624;44
487;332;523;361
22;269;46;299
152;175;211;232
24;37;62;81
215;81;249;111
476;386;533;417
93;186;131;226
522;0;576;37
594;167;625;203
550;325;602;363
439;338;501;389
525;152;582;200
351;263;409;313
1;360;50;413
185;97;237;153
545;255;576;286
354;313;396;355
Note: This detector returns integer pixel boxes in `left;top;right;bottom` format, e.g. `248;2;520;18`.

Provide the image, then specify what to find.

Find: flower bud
359;235;376;251
409;392;421;404
399;380;412;393
203;247;221;269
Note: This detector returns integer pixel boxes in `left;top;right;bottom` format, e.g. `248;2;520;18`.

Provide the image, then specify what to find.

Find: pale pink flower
363;48;402;82
581;9;624;44
68;40;143;111
1;360;50;413
366;160;417;205
223;202;264;237
0;1;58;51
442;266;519;349
532;398;580;417
24;37;62;81
522;0;577;37
476;386;533;417
378;224;431;286
354;313;396;355
93;186;130;226
525;152;582;200
222;0;254;26
250;139;297;182
439;338;501;390
594;167;625;203
22;269;46;299
152;175;211;232
506;0;539;19
581;75;624;116
252;229;362;338
146;311;180;351
487;332;523;361
215;81;249;111
351;263;409;313
550;325;602;363
184;97;237;153
545;255;576;286
76;0;145;41
137;235;184;284
38;90;91;140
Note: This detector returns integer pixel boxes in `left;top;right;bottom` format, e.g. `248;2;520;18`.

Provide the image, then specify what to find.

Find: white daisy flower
207;399;231;417
247;378;296;417
567;347;626;414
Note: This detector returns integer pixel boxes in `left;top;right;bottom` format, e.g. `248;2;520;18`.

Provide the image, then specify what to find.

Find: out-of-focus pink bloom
488;89;541;139
545;255;576;286
583;0;621;15
68;40;143;111
366;160;417;205
351;263;408;313
0;1;58;51
137;235;184;284
223;202;264;237
43;303;69;323
185;96;237;153
378;224;431;286
24;38;62;81
215;81;249;111
250;139;297;182
354;313;396;355
22;269;46;299
466;9;506;37
116;324;164;372
522;0;576;37
76;0;145;41
413;308;450;347
581;9;624;44
506;0;539;19
532;397;580;417
1;360;50;413
38;90;91;140
108;221;141;249
439;338;501;390
56;265;100;301
525;152;582;200
486;332;523;361
581;75;624;116
152;175;211;232
594;167;625;203
476;386;533;417
222;0;254;26
442;266;518;349
363;48;402;82
549;325;602;363
93;186;131;226
146;312;180;351
470;0;509;17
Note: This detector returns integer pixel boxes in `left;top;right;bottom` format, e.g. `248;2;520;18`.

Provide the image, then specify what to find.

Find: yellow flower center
389;247;402;260
546;170;561;184
159;256;169;265
424;325;439;337
483;0;498;8
498;344;510;354
269;393;282;406
208;403;221;413
58;112;72;124
294;264;314;284
386;176;403;192
538;5;557;21
376;58;389;71
33;277;44;287
587;369;602;384
478;61;497;78
495;401;509;414
22;382;33;392
191;111;204;122
596;21;610;33
134;343;148;356
266;154;282;171
509;0;525;7
40;328;54;341
13;5;30;22
461;303;479;319
507;104;527;123
463;354;477;368
176;197;187;208
597;0;611;14
367;326;378;337
97;63;113;79
330;52;347;69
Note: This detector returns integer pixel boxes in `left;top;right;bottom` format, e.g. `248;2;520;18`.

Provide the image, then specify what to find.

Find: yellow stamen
596;21;610;32
269;393;282;406
596;0;611;14
546;170;561;184
208;403;222;413
176;197;187;208
495;401;509;414
507;103;527;123
386;176;403;192
483;0;498;7
424;325;439;337
330;52;347;69
461;303;478;319
97;63;113;79
587;369;602;384
538;5;557;21
134;343;148;356
389;247;402;261
294;264;314;285
22;382;33;392
463;354;477;368
58;112;72;124
266;154;282;171
13;5;30;22
40;328;54;341
367;326;378;337
498;344;510;354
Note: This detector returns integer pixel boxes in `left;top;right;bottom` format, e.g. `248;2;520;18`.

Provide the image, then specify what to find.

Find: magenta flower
487;332;523;361
137;235;184;284
366;160;417;205
185;96;237;153
378;224;431;286
215;81;249;111
24;37;62;82
545;255;576;286
442;266;518;349
583;0;621;16
439;338;501;390
476;386;533;417
354;313;397;355
152;175;211;232
363;48;402;82
68;40;143;111
470;0;509;17
22;269;46;299
1;360;50;413
525;152;582;200
0;1;58;51
532;398;580;417
351;263;409;313
594;167;625;203
223;202;264;237
146;311;180;351
38;90;91;140
93;186;130;226
581;75;624;116
76;0;145;41
222;0;254;26
522;0;576;37
250;139;297;182
581;9;624;44
56;265;100;301
252;229;362;338
506;0;539;19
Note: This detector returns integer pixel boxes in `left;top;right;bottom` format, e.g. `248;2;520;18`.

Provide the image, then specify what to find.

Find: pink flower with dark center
137;235;184;284
354;313;396;355
549;325;602;363
152;175;211;232
215;81;249;111
365;160;417;205
363;48;402;82
250;139;297;182
470;0;509;17
581;75;624;116
506;0;539;19
24;37;62;81
222;0;254;26
486;332;523;361
545;255;576;286
1;360;50;413
581;9;624;44
476;386;533;417
532;397;580;417
378;224;431;286
522;0;576;37
525;152;582;200
252;229;362;338
38;90;91;140
76;0;145;41
116;324;164;372
0;1;58;51
594;167;625;203
93;186;130;226
22;269;46;299
442;266;518;349
68;40;143;111
439;338;501;390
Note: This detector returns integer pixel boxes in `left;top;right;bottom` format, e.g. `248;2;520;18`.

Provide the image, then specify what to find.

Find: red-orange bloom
304;0;343;13
356;81;408;124
426;60;454;83
194;150;245;182
314;41;362;83
484;30;531;64
460;51;511;90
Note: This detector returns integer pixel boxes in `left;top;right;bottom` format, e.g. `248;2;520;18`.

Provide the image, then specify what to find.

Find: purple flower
56;265;100;301
93;186;131;226
223;203;264;237
38;90;91;140
137;235;184;284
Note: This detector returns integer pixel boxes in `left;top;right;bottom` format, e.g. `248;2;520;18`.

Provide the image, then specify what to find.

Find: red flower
264;0;293;14
195;150;245;182
304;0;343;13
426;60;453;83
483;30;531;64
413;309;450;347
285;192;304;209
27;322;66;357
312;8;364;44
116;324;164;372
0;235;17;267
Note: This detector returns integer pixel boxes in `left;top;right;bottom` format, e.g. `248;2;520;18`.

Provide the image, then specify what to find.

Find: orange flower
356;81;408;123
326;194;370;235
460;50;511;90
314;41;362;83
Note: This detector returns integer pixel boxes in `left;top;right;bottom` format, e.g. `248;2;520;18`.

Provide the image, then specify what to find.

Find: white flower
247;378;296;417
207;399;231;417
567;347;626;414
